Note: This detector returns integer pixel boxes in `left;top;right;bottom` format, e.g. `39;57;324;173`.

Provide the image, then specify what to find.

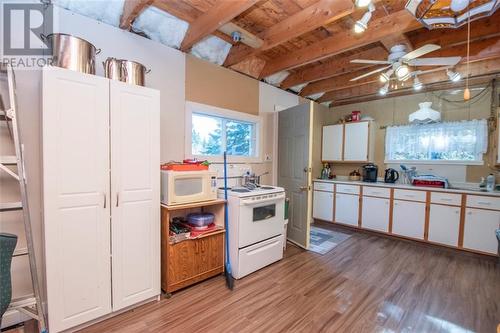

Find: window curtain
385;119;488;162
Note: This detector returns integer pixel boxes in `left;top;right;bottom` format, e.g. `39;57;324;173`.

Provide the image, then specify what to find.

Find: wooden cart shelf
161;199;226;294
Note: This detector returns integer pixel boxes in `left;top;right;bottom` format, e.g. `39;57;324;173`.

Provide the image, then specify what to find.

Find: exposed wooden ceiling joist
303;36;500;96
180;0;259;52
280;46;388;89
223;0;355;67
330;75;497;106
318;57;500;104
120;0;154;29
259;10;422;78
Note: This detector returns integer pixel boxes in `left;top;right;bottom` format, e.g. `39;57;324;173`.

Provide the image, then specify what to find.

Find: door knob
299;186;309;191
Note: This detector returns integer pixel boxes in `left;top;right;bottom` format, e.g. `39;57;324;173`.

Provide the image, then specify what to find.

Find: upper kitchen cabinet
322;124;343;162
322;121;374;163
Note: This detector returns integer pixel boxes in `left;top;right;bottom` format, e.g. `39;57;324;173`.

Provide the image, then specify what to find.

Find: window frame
384;120;487;166
185;101;263;163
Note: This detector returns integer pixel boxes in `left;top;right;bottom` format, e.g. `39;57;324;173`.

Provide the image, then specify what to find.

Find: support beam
224;0;355;67
120;0;154;30
317;57;500;103
259;10;422;78
180;0;259;52
280;46;388;89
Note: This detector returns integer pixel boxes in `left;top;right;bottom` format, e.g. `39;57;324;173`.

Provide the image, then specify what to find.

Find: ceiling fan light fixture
379;69;394;83
379;83;389;95
355;0;372;7
395;63;409;80
447;69;461;82
413;76;423;91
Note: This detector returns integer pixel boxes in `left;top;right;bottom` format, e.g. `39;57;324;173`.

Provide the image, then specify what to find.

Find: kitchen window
385;119;488;165
186;102;261;161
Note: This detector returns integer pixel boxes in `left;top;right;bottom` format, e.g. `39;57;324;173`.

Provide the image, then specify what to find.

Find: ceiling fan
349;44;462;83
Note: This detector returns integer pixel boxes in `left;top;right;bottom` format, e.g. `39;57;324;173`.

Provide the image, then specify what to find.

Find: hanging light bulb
464;87;471;100
354;3;375;34
447;69;461;82
355;0;372;7
413;76;423;91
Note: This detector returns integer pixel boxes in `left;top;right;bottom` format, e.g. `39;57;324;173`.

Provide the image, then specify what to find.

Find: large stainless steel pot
42;33;100;74
103;57;123;81
120;60;150;87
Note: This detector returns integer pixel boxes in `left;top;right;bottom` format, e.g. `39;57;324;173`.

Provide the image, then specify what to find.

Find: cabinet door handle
116;193;119;207
441;198;452;202
477;201;491;206
455;210;460;214
103;193;107;208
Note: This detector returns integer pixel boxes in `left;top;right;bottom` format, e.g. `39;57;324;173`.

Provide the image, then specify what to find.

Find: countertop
313;178;500;197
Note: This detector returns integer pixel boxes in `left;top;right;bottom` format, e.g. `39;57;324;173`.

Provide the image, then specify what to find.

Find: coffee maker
362;163;378;182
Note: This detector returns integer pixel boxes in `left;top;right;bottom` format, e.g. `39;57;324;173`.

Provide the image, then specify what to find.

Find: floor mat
309;226;351;254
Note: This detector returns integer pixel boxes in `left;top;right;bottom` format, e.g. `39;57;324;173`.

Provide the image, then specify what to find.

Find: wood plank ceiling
122;0;500;105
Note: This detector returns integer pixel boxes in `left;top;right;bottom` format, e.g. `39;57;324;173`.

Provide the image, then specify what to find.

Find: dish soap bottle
486;174;495;192
321;163;329;179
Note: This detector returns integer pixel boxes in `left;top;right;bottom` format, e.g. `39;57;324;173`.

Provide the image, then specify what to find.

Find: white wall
0;7;185;328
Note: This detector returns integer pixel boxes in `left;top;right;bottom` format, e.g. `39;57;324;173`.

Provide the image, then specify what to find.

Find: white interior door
344;122;369;161
278;103;312;249
42;67;111;332
110;81;160;310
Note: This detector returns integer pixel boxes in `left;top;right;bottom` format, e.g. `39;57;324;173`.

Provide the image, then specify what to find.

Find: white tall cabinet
42;67;160;332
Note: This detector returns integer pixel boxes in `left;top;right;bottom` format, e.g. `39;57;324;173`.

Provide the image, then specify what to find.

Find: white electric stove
218;185;286;279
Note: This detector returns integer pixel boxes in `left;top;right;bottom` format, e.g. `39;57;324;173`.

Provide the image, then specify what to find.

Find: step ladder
0;65;47;333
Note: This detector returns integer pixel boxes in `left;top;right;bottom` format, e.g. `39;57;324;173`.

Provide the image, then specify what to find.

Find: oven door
238;192;285;248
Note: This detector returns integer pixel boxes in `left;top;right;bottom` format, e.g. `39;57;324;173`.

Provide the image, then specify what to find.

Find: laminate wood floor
80;224;500;333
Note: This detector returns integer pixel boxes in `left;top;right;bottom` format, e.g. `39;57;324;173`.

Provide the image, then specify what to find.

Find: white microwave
161;170;218;205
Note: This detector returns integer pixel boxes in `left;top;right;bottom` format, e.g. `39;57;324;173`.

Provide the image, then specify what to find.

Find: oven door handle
240;195;285;206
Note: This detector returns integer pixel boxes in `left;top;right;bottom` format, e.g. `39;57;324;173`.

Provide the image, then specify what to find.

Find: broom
223;151;234;290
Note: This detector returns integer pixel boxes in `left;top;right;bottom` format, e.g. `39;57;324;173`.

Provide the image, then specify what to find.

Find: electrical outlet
265;154;272;162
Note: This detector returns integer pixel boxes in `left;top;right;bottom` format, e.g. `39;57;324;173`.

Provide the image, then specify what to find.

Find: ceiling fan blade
401;44;441;61
349;65;392;81
350;59;392;65
406;57;462;66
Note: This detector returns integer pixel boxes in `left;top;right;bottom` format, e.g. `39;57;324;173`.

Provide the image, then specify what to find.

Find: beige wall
322;86;499;183
186;55;259;116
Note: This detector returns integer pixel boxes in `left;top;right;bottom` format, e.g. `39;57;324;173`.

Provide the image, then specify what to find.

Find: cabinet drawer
466;195;500;211
394;189;426;202
431;192;462;206
313;182;334;192
363;186;390;198
237;235;283;279
336;184;360;195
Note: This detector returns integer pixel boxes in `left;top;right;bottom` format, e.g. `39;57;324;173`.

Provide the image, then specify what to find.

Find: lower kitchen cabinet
392;200;426;240
167;232;225;291
361;197;390;232
463;208;499;254
313;190;334;222
428;204;460;247
335;193;359;227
